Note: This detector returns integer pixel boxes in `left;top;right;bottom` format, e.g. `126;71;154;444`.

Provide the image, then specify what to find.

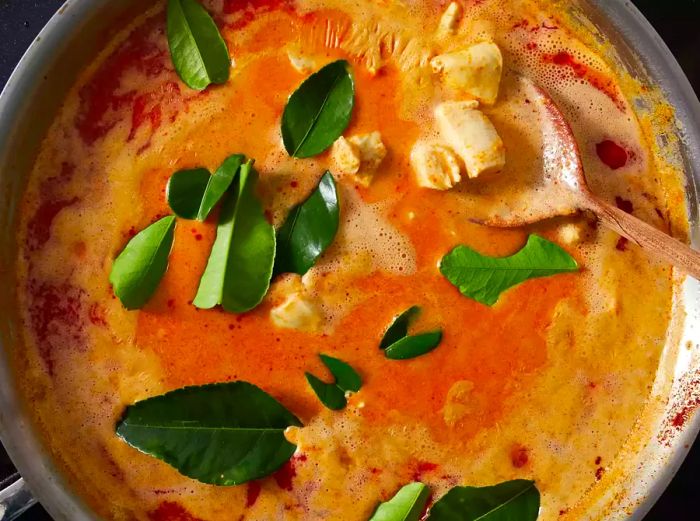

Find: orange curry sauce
15;1;685;520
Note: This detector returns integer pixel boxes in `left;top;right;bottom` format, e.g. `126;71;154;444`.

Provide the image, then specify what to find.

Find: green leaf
384;332;443;361
198;154;244;220
380;306;421;350
109;216;176;310
427;480;540;521
440;235;579;306
116;382;301;486
305;372;347;411
193;160;276;313
319;354;361;393
306;354;362;410
281;60;355;158
380;306;443;361
166;168;211;219
370;482;431;521
166;155;244;221
275;172;340;276
167;0;231;91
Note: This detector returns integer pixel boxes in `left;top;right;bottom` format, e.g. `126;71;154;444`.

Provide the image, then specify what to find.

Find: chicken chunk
287;50;316;74
350;132;387;170
435;101;505;179
332;137;362;174
410;142;463;190
431;42;503;105
332;132;387;187
271;292;323;333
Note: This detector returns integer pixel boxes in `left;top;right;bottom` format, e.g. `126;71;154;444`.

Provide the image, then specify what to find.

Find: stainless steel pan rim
0;3;120;519
0;0;699;519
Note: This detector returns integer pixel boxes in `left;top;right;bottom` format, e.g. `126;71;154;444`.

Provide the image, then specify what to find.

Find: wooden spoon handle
587;197;700;280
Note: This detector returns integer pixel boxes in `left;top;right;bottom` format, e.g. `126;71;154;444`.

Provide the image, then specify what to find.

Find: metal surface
0;475;37;521
0;3;142;520
582;2;700;519
0;0;698;520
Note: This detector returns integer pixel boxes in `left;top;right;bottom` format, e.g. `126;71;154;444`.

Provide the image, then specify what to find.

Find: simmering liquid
14;0;687;519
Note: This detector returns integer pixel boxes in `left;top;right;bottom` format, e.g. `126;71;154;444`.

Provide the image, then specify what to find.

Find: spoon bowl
477;77;700;280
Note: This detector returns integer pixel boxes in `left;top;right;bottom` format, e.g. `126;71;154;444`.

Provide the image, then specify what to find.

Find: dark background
1;0;699;519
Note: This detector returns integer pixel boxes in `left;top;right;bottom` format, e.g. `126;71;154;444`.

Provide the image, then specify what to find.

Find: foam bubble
302;185;417;327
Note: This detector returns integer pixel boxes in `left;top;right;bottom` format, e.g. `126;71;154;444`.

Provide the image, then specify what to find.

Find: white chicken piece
435;101;505;179
410;142;462;190
436;2;463;38
332;137;361;174
350;132;387;171
332;132;387;187
287;50;316;74
430;42;503;105
271;292;323;333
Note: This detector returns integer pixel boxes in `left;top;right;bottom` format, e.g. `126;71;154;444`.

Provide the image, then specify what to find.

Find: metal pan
0;1;699;519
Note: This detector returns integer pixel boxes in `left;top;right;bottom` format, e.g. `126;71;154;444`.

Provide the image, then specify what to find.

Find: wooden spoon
478;78;700;280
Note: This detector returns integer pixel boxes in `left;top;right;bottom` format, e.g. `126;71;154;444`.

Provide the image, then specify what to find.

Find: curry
14;0;687;520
